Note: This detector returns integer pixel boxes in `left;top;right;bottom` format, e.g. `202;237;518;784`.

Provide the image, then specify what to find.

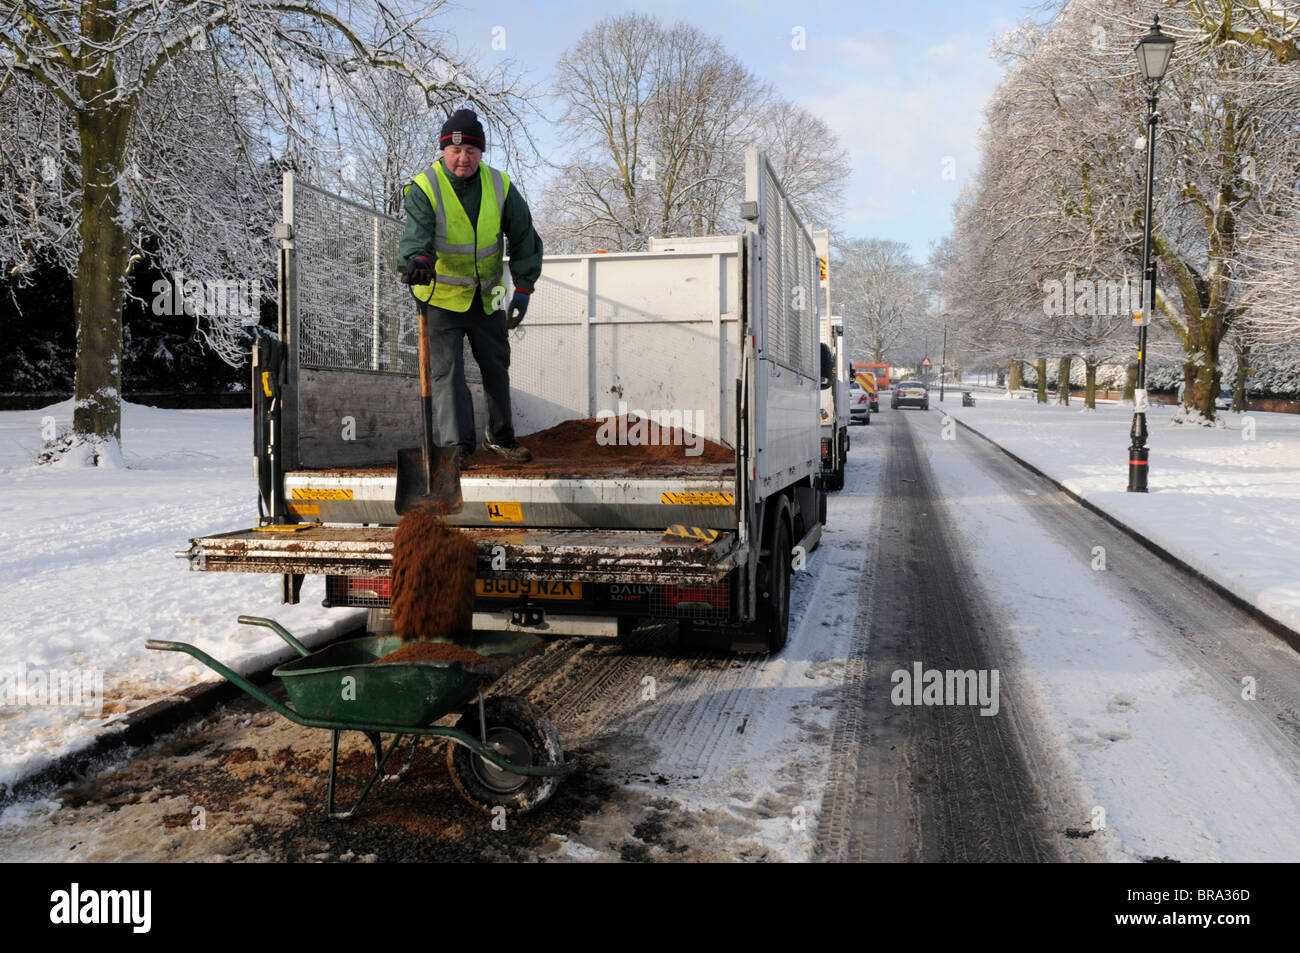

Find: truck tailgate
282;469;738;530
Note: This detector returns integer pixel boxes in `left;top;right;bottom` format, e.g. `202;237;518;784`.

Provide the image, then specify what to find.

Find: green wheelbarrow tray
271;629;543;726
146;615;573;819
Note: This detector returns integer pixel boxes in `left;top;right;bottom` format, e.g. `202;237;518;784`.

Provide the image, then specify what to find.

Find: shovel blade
395;445;463;515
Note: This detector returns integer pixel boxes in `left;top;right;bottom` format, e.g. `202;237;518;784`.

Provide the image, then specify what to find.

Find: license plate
475;579;583;600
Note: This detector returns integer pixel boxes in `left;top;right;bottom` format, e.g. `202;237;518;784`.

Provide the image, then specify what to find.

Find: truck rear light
657;581;729;613
326;574;391;606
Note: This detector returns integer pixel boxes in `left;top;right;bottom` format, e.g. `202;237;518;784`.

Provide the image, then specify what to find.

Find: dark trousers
422;301;515;453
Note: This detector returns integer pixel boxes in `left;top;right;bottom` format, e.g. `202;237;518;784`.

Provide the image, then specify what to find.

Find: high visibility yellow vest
408;161;510;312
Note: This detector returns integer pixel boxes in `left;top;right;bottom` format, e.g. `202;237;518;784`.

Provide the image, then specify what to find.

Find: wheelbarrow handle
144;638;299;722
236;615;311;657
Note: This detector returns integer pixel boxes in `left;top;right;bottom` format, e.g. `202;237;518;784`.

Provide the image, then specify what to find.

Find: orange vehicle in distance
853;363;888;411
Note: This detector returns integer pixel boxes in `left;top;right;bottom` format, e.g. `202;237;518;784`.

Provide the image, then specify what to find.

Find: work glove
506;289;529;329
402;255;434;286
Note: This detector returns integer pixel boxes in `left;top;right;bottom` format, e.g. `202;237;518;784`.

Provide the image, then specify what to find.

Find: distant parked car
848;380;871;424
892;380;929;411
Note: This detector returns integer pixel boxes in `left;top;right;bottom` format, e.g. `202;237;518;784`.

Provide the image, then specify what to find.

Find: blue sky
442;0;1041;262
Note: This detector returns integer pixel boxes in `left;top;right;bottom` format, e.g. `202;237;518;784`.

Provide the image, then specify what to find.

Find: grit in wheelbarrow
146;615;572;819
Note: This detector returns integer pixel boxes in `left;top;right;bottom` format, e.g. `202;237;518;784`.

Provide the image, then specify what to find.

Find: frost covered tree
760;102;850;234
0;0;531;463
544;13;847;250
834;237;926;366
950;0;1300;422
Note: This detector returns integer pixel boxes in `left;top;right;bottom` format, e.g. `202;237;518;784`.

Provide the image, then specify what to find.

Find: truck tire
827;466;844;492
448;696;564;814
732;510;792;654
763;519;792;653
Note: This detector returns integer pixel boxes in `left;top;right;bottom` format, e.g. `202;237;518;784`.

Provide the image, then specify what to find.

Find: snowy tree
834;237;927;366
0;0;532;463
949;0;1300;420
544;13;846;250
761;102;850;234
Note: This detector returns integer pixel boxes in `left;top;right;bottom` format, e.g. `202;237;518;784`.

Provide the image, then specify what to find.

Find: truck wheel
748;518;792;654
827;466;844;492
448;696;564;814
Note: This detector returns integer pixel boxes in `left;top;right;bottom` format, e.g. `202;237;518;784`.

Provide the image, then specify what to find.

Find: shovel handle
417;304;437;496
417;305;433;400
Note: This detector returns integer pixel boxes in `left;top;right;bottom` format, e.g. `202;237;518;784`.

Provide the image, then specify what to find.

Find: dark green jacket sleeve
396;184;435;273
502;184;543;294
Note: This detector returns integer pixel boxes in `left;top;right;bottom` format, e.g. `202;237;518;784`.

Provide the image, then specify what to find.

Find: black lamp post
1128;15;1175;493
939;321;948;402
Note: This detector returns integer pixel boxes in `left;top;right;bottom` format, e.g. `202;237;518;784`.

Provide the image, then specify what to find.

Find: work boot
483;436;532;462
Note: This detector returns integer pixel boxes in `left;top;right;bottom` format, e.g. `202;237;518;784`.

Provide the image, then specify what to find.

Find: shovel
395;304;463;515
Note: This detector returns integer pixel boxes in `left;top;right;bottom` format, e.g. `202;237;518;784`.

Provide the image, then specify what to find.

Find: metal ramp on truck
181;524;740;585
181;524;744;638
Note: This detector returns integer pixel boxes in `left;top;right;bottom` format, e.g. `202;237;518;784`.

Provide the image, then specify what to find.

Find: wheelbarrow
146;616;573;820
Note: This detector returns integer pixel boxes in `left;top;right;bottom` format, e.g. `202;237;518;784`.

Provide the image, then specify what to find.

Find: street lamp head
1134;15;1175;83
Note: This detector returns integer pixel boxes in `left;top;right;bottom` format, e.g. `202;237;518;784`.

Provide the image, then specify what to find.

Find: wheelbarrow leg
326;730;411;820
366;731;419;781
383;735;420;781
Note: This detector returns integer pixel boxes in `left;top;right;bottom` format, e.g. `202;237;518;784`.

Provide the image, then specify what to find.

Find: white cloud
795;27;1005;241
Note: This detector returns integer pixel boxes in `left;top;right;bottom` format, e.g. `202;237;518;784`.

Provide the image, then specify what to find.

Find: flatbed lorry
181;150;826;653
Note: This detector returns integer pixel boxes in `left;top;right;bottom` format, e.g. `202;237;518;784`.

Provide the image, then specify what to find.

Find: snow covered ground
943;390;1300;637
0;401;364;794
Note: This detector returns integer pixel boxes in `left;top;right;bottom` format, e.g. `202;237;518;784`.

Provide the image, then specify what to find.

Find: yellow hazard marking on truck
662;525;720;543
261;371;274;397
475;579;581;600
661;492;733;506
485;501;523;522
253;522;319;532
291;488;353;499
286;503;320;516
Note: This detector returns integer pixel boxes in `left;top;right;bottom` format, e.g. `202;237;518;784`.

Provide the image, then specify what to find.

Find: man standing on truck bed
398;108;543;466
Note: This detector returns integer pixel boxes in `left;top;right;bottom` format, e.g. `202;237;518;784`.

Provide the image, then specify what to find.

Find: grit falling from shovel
391;304;476;643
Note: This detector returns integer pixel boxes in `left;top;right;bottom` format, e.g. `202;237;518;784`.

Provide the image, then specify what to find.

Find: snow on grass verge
942;394;1300;637
0;400;364;794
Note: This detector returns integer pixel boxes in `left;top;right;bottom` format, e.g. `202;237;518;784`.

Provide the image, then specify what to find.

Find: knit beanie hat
440;109;486;150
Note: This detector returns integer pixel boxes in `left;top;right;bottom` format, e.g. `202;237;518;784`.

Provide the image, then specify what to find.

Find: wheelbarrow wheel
447;695;564;814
